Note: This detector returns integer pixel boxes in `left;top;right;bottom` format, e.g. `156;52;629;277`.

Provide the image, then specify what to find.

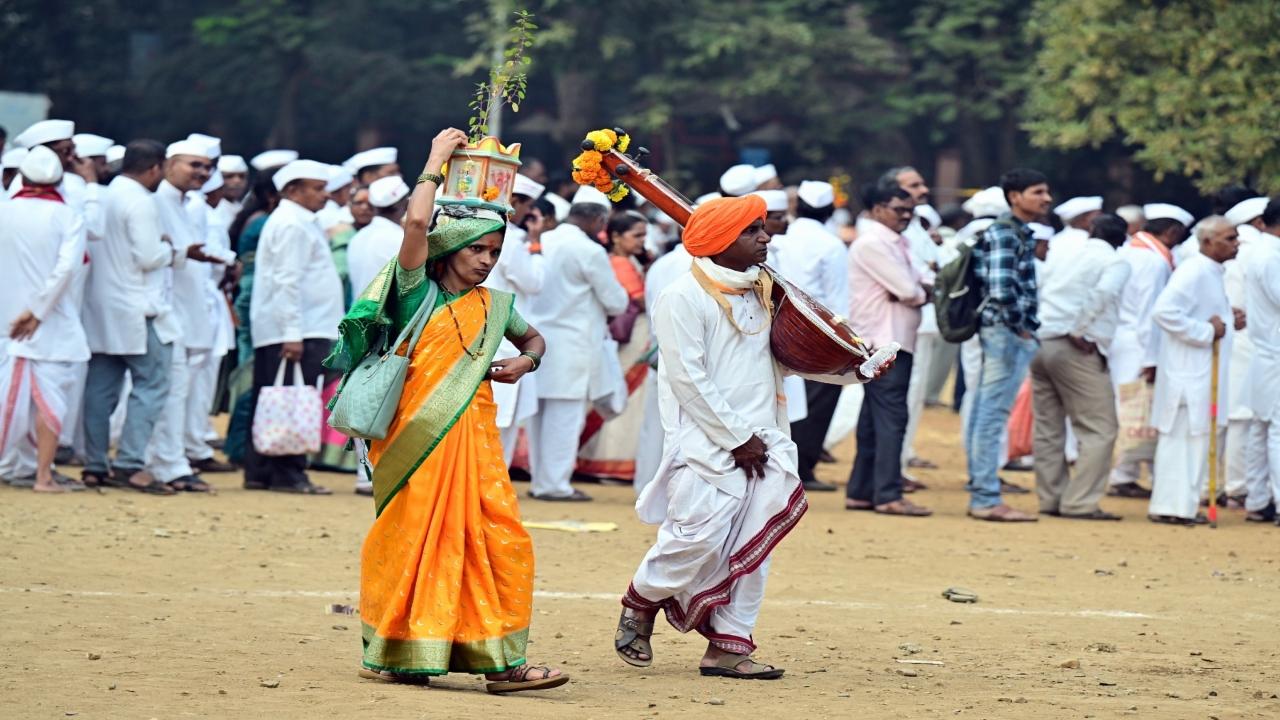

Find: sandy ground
3;405;1280;720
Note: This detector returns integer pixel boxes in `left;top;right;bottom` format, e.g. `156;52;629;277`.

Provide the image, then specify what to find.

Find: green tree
1024;0;1280;193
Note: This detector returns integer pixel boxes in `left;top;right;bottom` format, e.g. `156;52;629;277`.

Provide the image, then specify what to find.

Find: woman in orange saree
327;129;566;694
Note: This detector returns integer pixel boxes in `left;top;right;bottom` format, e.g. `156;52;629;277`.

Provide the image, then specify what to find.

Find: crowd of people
0;117;1277;528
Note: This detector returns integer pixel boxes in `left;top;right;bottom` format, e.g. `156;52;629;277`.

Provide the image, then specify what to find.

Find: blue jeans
83;320;173;475
965;325;1038;509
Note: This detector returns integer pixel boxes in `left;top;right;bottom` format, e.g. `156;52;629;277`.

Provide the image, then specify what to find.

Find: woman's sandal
357;667;431;685
615;611;655;668
698;653;785;680
484;664;570;694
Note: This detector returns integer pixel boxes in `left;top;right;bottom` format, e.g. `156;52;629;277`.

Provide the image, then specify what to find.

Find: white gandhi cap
750;189;788;213
19;145;63;185
14;119;75;148
1053;196;1102;221
273;159;331;191
796;180;835;209
1142;203;1193;227
719;164;757;196
368;175;411;208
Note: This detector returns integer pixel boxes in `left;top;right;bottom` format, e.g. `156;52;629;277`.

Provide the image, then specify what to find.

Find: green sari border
372;289;515;515
361;621;529;675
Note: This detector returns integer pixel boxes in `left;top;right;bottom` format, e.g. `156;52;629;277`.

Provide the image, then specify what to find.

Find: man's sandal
615;611;655;668
699;654;785;680
484;665;569;694
357;667;431;685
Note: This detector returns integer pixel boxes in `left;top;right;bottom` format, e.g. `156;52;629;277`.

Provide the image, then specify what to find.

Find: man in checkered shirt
965;168;1053;522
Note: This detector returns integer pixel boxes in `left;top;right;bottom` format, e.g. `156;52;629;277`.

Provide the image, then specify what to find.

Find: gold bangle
417;171;444;186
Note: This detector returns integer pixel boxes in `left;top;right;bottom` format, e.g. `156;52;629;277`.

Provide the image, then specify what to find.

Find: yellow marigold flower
586;129;616;152
482;186;500;201
616;134;630;153
606;183;630;202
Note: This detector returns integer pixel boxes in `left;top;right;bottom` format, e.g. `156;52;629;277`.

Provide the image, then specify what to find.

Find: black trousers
847;351;913;505
243;339;332;488
789;380;843;484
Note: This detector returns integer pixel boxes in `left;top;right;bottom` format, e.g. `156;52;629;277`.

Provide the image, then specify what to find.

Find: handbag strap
390;279;440;358
272;357;306;387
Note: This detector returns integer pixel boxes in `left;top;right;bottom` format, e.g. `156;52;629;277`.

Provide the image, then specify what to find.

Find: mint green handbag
327;282;438;440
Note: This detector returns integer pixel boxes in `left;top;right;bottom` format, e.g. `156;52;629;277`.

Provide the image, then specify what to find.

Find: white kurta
347;216;404;304
769;217;849;315
249;199;344;347
85;175;181;353
525;223;628;400
1222;226;1261;496
1109;244;1172;384
1148;253;1232;519
156;181;213;351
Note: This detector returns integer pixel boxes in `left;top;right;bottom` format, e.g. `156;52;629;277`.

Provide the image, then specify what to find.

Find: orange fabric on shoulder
682;195;767;257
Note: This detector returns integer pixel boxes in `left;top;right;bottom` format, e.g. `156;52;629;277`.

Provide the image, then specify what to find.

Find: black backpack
933;231;988;343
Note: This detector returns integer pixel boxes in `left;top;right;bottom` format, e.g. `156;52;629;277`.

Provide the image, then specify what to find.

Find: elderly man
845;182;931;516
524;192;628;501
965;168;1053;522
614;195;879;680
347;175;411;303
244;159;344;495
1244;199;1280;524
1107;204;1193;497
1032;213;1131;520
774;180;848;492
0;147;88;492
1148;216;1241;525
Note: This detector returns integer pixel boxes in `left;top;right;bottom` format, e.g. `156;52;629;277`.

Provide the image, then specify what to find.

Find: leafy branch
467;9;537;142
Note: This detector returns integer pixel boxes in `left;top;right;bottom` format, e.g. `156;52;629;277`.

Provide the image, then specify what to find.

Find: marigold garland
571;128;632;203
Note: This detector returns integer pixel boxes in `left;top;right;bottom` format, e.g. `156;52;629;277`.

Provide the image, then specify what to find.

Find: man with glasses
843;182;933;516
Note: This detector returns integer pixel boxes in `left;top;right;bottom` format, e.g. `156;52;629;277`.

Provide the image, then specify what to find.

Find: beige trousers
1030;337;1119;515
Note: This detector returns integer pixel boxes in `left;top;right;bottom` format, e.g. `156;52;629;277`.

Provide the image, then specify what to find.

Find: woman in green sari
328;128;567;693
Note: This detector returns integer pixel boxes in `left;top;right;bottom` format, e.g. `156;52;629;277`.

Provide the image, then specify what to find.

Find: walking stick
1208;338;1221;528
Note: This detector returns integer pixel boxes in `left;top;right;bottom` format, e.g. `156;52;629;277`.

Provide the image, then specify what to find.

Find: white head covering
751;189;788;212
368;175;410;208
694;191;723;208
1115;204;1144;226
963;186;1010;218
1053;195;1103;221
1142;203;1193;227
915;203;942;229
325;165;354;193
14;119;74;148
752;164;778;187
201;169;225;194
544;192;570;221
19;145;63;185
272;159;330;191
73;133;114;158
345;147;398;173
571;184;611;209
186;133;222;159
797;180;835;209
218;154;248;174
2;147;29;169
513;174;546;199
1028;222;1054;242
1225;197;1269;226
105;145;126;165
719;164;757;196
166;140;212;160
251;149;298;171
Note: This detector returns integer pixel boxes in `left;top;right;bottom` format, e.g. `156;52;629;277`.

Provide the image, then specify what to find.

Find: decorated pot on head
438;136;522;215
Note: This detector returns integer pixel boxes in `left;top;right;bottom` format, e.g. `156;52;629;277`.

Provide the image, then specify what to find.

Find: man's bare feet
32;477;66;493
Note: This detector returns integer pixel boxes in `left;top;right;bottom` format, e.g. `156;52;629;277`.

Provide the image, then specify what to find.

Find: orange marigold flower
481;186;500;201
594;177;614;192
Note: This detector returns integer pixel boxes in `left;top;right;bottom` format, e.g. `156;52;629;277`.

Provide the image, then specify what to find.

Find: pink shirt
848;219;926;353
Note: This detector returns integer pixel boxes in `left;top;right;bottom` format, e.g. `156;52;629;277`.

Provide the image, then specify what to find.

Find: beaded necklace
439;282;489;360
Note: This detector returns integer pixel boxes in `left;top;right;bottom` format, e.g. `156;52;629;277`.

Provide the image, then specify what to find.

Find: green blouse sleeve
391;263;432;337
505;306;529;341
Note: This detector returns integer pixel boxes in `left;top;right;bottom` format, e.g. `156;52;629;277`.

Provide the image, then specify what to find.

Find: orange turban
682;195;767;257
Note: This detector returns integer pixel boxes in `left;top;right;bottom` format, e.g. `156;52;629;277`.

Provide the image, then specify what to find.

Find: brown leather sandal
615;611;655;667
485;664;569;694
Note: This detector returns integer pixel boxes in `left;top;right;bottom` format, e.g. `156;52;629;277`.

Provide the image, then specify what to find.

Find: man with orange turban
614;194;877;680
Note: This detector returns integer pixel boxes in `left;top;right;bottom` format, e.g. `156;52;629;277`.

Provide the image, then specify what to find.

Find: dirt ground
2;405;1279;720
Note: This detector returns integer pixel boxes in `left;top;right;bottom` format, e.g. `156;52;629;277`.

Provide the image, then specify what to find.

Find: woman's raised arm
400;127;469;271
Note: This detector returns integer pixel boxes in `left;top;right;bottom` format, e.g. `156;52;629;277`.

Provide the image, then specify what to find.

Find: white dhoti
57;361;88;452
492;338;539;466
147;343;194;483
1224;418;1259;498
625;427;804;654
901;332;936;464
1150;404;1224;519
633;373;664;496
0;356;78;479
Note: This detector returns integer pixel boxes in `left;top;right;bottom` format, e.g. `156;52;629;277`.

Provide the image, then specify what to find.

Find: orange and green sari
328;213;533;676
